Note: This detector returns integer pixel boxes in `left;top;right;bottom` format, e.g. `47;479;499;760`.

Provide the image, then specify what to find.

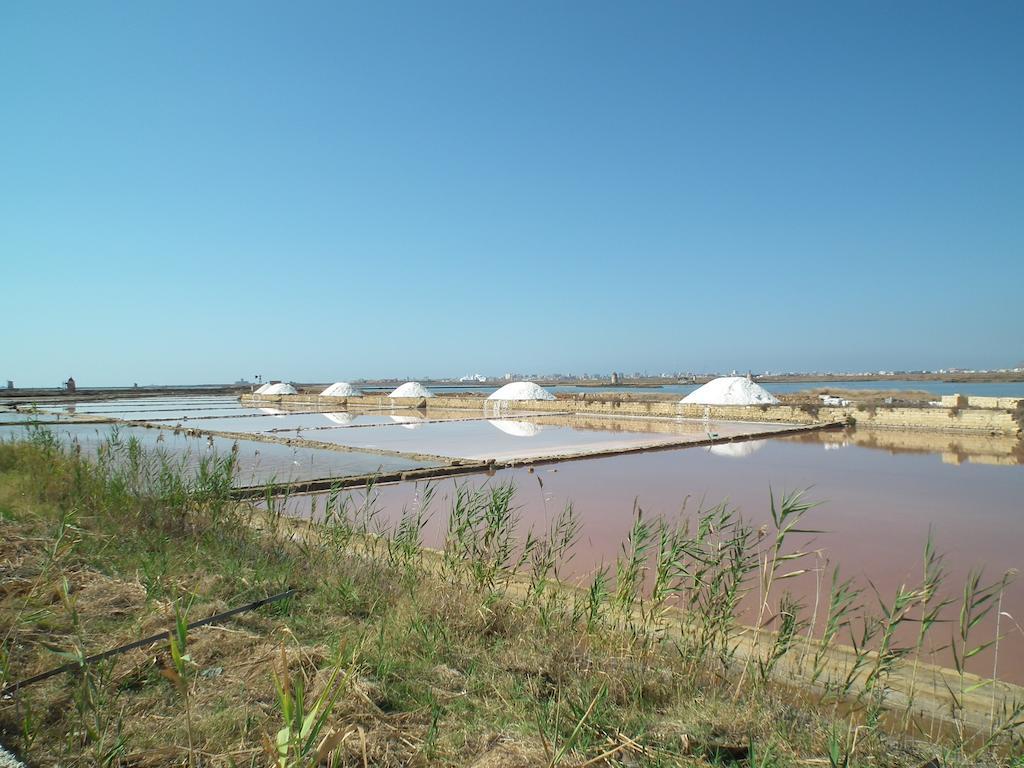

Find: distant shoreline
357;372;1024;388
3;372;1022;400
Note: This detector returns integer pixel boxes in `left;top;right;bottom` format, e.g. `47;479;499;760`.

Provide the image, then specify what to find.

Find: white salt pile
487;381;556;401
260;382;297;396
489;419;543;437
389;382;434;398
320;382;361;397
680;377;779;406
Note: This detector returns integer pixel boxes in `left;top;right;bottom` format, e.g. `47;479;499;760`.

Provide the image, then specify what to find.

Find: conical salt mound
260;382;297;396
487;381;556;401
388;382;434;398
680;377;779;406
320;382;360;397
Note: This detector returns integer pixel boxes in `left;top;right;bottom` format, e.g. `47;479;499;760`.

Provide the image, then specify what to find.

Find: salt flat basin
0;409;81;423
121;408;279;420
185;409;481;435
187;413;410;433
281;429;1024;684
30;395;312;422
270;416;801;461
35;396;240;412
46;407;276;421
0;423;437;485
34;398;258;420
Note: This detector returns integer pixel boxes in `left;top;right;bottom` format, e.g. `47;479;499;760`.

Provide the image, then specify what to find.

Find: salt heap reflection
390;414;425;430
708;439;766;458
489;420;544;437
323;412;355;426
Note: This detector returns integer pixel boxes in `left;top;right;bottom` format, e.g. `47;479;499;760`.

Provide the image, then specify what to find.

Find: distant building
610;372;620;384
6;380;13;390
818;394;851;407
65;376;76;393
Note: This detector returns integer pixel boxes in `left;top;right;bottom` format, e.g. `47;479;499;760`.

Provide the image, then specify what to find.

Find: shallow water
34;396;240;411
283;429;1024;683
187;410;488;435
51;403;246;412
183;412;384;433
0;410;81;423
259;416;796;461
0;423;437;486
30;396;300;421
6;395;1022;684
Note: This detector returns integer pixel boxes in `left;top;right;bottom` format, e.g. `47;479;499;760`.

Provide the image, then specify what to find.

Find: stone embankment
241;392;1023;436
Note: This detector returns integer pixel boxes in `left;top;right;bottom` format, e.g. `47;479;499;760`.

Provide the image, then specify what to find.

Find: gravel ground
0;746;25;768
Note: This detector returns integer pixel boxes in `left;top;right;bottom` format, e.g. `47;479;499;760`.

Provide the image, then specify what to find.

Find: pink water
284;431;1024;683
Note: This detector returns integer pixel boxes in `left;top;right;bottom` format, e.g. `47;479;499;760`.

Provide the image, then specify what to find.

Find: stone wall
240;393;1023;436
967;396;1023;410
939;394;1022;410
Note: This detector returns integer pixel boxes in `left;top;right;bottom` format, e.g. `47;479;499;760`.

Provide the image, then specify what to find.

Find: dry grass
1;432;1021;767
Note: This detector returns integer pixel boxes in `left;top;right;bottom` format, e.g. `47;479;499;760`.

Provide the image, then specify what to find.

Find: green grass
0;428;1021;766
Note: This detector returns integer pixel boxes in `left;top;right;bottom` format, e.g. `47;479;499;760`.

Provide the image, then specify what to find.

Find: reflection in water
286;437;1024;683
0;422;434;486
787;428;1024;466
286;416;795;462
390;414;425;430
708;439;766;458
489;419;544;437
258;407;287;418
323;412;355;426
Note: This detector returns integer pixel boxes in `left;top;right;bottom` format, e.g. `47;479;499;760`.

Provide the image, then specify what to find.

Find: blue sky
2;1;1021;385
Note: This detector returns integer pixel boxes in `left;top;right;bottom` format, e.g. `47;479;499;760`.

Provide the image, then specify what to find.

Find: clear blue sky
2;1;1021;386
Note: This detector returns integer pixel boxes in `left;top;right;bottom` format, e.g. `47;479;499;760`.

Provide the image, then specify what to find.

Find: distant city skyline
8;364;1024;390
2;2;1021;387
